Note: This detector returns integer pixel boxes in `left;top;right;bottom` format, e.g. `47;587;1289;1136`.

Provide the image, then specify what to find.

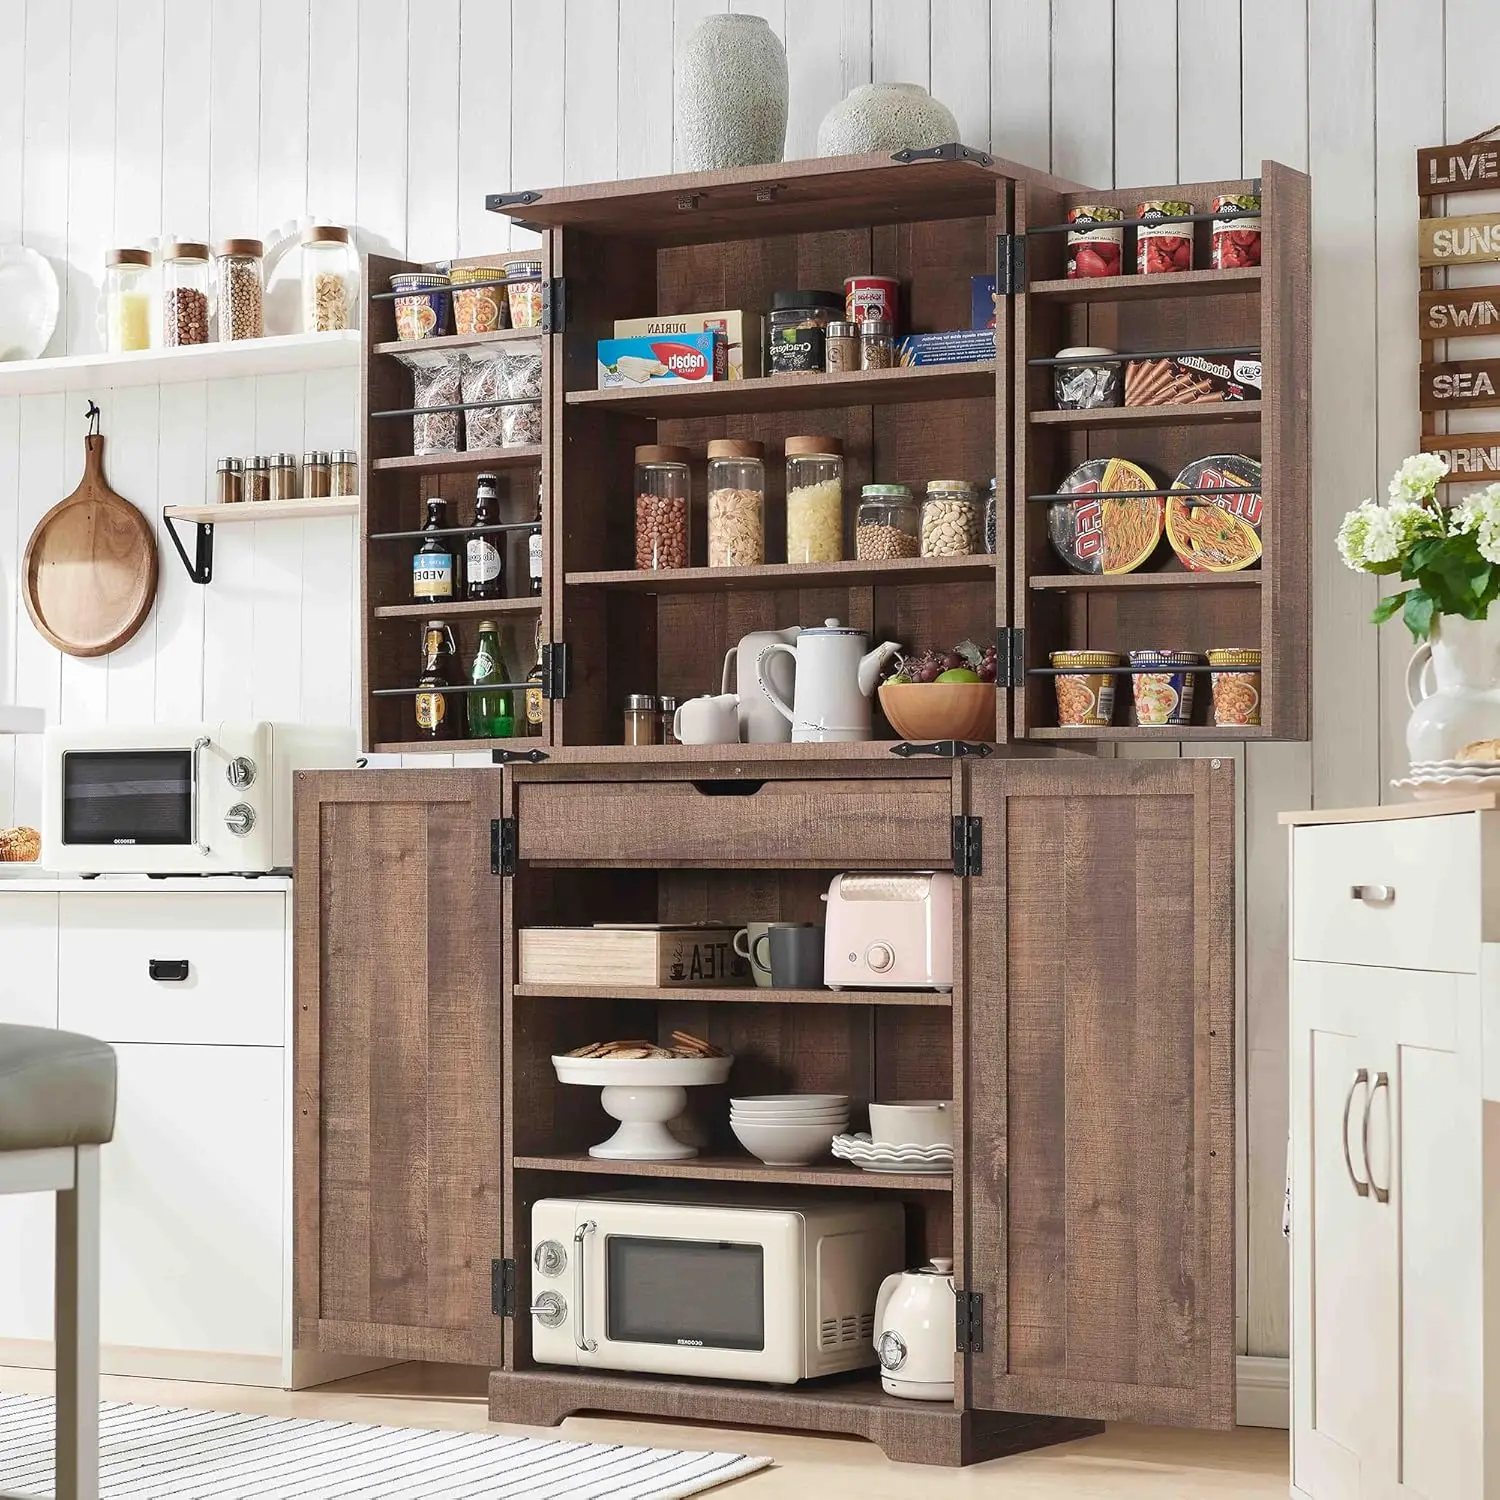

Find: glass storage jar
215;238;265;340
302;451;331;498
920;479;981;557
301;225;357;332
860;319;896;370
856;484;920;560
104;248;152;352
658;695;679;745
785;436;844;563
160;241;210;347
766;289;843;374
268;453;297;501
624;694;660;746
634;444;691;569
706;438;766;567
824;321;861;373
243;455;270;504
330;449;358;497
215;457;243;506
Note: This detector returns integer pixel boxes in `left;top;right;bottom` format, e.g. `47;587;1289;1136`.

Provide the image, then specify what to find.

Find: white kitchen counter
0;873;291;893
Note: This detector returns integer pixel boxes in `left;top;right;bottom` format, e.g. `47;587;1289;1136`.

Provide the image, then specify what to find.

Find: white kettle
756;618;900;743
873;1258;956;1400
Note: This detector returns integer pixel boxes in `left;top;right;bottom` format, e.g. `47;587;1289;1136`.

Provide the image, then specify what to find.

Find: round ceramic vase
674;14;789;171
816;82;960;157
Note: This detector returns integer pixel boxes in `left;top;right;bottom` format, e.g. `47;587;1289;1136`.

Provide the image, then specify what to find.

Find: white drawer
1292;816;1479;972
58;892;286;1046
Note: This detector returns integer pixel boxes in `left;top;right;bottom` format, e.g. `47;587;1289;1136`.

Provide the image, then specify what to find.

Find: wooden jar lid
786;435;843;457
706;439;765;460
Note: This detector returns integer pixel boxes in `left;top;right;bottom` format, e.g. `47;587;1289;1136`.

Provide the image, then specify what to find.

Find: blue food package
971;275;997;330
596;331;725;388
897;329;997;366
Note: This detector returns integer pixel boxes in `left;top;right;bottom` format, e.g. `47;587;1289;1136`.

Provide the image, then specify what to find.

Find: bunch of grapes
884;638;999;685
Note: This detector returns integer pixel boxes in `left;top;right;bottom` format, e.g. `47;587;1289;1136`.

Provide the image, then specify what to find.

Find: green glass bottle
467;619;514;739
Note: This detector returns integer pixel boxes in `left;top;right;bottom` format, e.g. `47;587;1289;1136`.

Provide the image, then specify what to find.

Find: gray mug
767;923;825;989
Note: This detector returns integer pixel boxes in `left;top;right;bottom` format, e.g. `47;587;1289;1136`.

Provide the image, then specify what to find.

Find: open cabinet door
963;758;1235;1426
293;769;504;1363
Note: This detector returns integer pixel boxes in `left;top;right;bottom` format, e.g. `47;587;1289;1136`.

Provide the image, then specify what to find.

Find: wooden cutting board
23;431;157;657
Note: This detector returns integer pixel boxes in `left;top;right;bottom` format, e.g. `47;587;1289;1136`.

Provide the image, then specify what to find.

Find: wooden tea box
518;924;751;987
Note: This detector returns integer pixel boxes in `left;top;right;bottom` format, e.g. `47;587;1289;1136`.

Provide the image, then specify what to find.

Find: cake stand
551;1053;735;1160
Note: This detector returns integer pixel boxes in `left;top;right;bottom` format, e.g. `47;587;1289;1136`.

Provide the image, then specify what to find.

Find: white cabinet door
101;1044;284;1359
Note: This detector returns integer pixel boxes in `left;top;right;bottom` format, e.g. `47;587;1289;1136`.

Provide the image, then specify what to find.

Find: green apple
935;667;981;684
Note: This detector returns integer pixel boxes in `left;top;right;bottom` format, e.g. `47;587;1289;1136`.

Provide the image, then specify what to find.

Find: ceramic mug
672;692;740;745
767;923;825;988
734;921;791;988
868;1100;953;1149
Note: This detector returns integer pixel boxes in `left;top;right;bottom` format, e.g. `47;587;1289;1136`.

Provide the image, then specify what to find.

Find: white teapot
756;618;899;743
872;1259;956;1400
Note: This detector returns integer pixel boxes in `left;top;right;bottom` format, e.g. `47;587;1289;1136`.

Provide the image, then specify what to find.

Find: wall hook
85;401;101;436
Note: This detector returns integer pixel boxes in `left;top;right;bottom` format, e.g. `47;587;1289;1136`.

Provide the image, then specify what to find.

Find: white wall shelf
164;498;359;525
0;707;44;735
0;330;360;397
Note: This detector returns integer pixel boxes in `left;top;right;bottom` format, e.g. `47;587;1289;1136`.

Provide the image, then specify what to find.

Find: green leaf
1473;564;1494;599
1404;589;1436;641
1371;591;1409;624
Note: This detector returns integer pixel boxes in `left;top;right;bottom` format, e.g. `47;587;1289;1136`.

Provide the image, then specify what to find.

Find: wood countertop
1281;791;1500;825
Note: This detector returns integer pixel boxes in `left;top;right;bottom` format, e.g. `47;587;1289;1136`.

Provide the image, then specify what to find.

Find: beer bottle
414;621;458;740
467;619;514;739
466;472;503;601
528;476;544;597
524;616;545;736
413;498;454;601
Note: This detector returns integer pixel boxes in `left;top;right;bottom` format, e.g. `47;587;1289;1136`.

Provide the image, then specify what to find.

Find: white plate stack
730;1094;849;1166
1392;760;1500;799
832;1132;954;1175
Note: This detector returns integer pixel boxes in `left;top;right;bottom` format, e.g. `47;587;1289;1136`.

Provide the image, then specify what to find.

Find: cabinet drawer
58;892;286;1046
1292;816;1478;971
517;776;953;867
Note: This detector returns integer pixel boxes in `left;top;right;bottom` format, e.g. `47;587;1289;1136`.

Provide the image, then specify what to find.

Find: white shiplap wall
0;0;1485;1362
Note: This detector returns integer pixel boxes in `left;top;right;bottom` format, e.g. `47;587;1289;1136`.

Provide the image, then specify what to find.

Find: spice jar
856;485;920;560
658;695;680;745
301;225;358;332
244;455;269;503
1207;648;1262;726
302;451;331;499
921;480;981;556
450;264;509;334
268;453;298;502
983;478;998;554
215;239;265;340
824;322;861;374
707;438;765;567
634;444;691;570
624;693;661;746
160;241;211;347
785;436;844;563
860;320;895;370
330;449;358;497
215;457;244;506
506;260;545;329
105;248;152;352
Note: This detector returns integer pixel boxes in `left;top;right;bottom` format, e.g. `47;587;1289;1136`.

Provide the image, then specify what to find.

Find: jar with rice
785;435;844;563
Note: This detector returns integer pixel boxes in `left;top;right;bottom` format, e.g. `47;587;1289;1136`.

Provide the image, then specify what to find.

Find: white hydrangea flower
1389;498;1441;550
1451;483;1500;536
1337;500;1379;570
1388;451;1450;503
1360;506;1401;564
1480;523;1500;566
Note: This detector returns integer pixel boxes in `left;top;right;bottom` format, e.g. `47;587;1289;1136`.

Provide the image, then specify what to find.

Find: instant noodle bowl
1208;648;1262;727
1051;651;1121;727
1048;458;1164;574
1212;194;1262;268
1167;454;1263;571
1067;205;1124;278
391;271;450;341
1129;649;1203;727
450;264;508;334
1136;200;1194;274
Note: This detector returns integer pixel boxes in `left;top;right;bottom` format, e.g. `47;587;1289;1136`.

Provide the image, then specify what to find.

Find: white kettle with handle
756;618;900;742
872;1258;956;1400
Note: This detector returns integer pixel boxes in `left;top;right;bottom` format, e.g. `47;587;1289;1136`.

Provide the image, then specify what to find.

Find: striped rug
0;1393;772;1499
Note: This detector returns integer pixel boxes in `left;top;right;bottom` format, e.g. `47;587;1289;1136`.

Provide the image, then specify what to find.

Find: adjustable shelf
512;1152;952;1192
162;497;360;584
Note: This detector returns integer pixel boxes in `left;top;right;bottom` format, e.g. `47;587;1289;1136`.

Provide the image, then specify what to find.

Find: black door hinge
492;1258;517;1317
951;815;983;878
890;740;993;759
891;142;994;167
491;817;517;876
491;747;550;764
996;627;1026;689
542;278;566;333
541;641;569;700
957;1290;984;1353
996;233;1027;296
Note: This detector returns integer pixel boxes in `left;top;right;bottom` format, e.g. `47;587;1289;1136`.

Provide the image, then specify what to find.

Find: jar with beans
300;225;358;333
785;436;844;564
634;444;691;570
160;241;211;347
921;479;981;557
215;239;265;341
706;438;765;567
856;485;920;560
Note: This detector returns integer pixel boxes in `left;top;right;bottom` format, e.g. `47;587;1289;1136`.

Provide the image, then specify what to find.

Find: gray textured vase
674;14;788;171
816;83;960;157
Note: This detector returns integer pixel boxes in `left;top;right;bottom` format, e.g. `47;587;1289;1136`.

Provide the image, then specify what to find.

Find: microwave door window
606;1236;766;1351
61;750;194;845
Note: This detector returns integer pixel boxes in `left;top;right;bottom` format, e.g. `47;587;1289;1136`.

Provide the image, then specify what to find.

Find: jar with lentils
921;479;981;557
856;485;920;560
215;239;265;340
634;444;691;570
160;241;211;346
707;438;765;567
785;435;844;564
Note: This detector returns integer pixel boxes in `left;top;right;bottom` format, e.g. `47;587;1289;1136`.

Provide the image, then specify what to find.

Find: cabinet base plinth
487;1368;1104;1468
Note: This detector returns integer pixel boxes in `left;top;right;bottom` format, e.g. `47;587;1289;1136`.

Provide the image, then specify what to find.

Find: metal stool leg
55;1146;100;1500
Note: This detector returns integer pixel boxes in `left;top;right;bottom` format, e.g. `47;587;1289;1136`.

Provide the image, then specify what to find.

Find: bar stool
0;1024;116;1500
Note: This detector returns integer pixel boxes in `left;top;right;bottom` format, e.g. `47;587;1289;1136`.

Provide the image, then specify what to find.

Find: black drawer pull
691;780;766;797
148;959;190;982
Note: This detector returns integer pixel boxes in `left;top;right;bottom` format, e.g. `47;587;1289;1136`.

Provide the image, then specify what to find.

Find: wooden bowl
878;681;995;742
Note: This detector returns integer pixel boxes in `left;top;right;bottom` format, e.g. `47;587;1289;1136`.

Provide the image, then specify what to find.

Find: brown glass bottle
466;471;503;600
414;620;458;740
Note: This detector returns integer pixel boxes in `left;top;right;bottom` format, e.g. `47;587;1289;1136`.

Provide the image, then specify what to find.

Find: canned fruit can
1207;648;1262;726
1212;194;1261;269
1128;650;1204;727
391;272;450;341
1066;206;1124;279
1137;199;1194;274
1051;651;1122;727
844;275;899;326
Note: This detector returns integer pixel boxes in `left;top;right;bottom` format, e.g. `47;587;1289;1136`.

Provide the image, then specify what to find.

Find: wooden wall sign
1419;286;1500;338
1419;212;1500;267
1421;432;1500;481
1421;358;1500;409
1418;143;1500;195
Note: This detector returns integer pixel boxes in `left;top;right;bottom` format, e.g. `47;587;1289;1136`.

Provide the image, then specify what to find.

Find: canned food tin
1136;200;1194;274
1128;649;1204;727
1212;194;1262;269
1051;651;1121;727
1207;648;1262;726
1067;205;1124;278
844;274;899;326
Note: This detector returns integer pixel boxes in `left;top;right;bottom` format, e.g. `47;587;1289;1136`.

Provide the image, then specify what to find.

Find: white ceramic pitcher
1405;614;1500;764
722;626;801;743
756;618;900;743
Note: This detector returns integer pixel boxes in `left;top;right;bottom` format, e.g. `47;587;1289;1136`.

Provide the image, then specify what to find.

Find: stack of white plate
1392;759;1500;799
832;1132;954;1175
730;1094;849;1166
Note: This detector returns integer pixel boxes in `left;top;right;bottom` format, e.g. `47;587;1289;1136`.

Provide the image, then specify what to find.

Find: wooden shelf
370;445;541;474
564;361;996;418
513;1152;952;1191
524;740;976;764
374;597;542;620
1030;400;1262;429
370;736;543;754
1028;725;1271;741
513;983;952;1007
373;328;543;356
1026;267;1262;302
566;554;996;594
1029;570;1262;590
165;497;359;524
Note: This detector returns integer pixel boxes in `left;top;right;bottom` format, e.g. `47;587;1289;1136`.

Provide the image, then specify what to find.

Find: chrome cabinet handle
1351;884;1395;904
573;1220;597;1352
1342;1069;1370;1197
1363;1072;1391;1204
190;736;211;856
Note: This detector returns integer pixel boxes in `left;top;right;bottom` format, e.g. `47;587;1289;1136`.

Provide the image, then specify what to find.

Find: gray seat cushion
0;1025;116;1151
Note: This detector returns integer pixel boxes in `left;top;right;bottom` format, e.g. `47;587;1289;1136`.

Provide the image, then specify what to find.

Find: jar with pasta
785;436;844;564
920;479;981;557
300;225;358;332
707;438;765;567
215;239;265;341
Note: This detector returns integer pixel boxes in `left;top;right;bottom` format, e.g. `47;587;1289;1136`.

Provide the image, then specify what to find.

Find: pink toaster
822;872;954;990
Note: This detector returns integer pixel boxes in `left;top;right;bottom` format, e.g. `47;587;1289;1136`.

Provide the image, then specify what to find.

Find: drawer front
517;777;953;867
58;892;286;1046
1293;816;1478;971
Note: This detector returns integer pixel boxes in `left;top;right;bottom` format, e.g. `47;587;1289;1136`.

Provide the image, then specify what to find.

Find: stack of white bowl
730;1094;849;1166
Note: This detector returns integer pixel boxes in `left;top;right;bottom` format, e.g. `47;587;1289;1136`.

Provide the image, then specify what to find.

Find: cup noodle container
1051;651;1121;727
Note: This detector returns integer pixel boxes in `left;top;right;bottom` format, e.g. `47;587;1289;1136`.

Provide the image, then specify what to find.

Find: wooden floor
0;1362;1289;1497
